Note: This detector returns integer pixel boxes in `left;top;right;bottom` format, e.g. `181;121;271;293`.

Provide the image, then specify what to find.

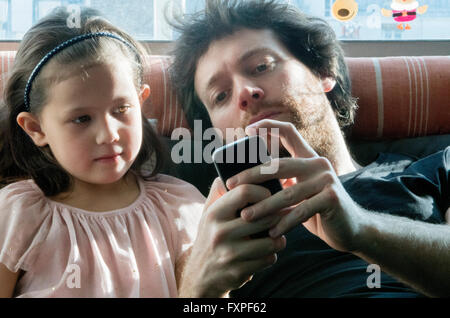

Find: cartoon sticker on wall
381;1;428;30
331;0;359;22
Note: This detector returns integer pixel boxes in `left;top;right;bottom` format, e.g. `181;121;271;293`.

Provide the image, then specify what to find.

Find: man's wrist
179;280;229;298
351;207;378;255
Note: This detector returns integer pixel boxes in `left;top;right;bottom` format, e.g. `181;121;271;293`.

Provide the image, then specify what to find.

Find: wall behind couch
1;41;449;57
147;41;450;57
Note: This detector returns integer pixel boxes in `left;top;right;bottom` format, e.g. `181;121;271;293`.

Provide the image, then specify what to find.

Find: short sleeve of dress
0;180;51;273
143;174;205;264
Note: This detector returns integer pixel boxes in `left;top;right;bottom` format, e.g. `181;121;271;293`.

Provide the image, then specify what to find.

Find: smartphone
212;135;283;238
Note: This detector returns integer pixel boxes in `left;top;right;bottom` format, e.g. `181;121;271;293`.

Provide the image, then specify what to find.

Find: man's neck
299;116;360;176
328;123;364;175
332;139;362;176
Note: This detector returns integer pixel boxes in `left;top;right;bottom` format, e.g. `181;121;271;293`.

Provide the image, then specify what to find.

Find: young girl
0;7;204;297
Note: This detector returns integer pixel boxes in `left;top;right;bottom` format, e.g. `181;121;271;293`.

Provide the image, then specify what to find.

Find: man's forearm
354;210;450;297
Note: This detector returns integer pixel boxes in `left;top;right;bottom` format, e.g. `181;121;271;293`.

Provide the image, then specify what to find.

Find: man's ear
16;112;48;147
139;84;151;104
321;77;336;93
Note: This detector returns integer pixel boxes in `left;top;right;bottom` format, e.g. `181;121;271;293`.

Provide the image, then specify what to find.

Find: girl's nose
96;117;119;145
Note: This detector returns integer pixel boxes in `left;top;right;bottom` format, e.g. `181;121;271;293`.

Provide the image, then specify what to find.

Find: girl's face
32;59;148;186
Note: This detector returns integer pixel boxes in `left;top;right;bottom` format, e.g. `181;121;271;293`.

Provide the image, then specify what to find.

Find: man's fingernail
269;228;278;238
241;209;253;220
226;178;237;188
279;235;286;248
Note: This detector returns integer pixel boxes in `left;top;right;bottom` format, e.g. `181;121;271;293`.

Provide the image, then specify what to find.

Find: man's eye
252;58;276;75
215;92;227;104
72;115;91;124
255;63;268;73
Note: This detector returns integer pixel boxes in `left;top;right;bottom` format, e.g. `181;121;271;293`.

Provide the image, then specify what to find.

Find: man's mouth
248;111;283;125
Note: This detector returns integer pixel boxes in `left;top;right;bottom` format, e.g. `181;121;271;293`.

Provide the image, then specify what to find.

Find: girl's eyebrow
64;106;91;115
63;97;133;115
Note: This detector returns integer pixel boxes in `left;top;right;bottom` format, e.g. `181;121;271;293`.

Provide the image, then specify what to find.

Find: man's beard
253;93;343;168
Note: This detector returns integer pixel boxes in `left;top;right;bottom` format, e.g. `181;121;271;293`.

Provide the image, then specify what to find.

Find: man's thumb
204;177;227;210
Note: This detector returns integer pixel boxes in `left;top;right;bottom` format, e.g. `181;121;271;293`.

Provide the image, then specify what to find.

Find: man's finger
224;213;282;239
246;119;317;158
204;177;227;211
269;190;330;237
208;184;272;221
226;156;323;189
240;171;331;221
234;235;287;261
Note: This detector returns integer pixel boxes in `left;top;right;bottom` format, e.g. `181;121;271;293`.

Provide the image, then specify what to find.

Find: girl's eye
72;115;91;124
115;105;131;114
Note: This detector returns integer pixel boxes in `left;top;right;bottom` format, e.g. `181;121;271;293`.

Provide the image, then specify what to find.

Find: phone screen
212;135;282;194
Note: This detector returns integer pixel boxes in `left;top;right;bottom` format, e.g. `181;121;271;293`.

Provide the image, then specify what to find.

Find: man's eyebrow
205;47;278;93
237;47;278;66
206;73;223;93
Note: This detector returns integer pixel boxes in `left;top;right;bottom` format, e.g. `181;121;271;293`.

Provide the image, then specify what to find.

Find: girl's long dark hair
0;6;166;196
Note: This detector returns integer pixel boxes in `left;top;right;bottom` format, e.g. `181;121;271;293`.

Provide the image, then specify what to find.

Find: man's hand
226;119;365;253
226;119;450;296
178;177;286;298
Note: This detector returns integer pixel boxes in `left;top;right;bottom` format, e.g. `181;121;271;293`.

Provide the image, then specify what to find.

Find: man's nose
96;116;120;145
237;82;265;111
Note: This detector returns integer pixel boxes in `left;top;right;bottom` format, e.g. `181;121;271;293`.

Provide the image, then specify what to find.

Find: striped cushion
0;52;448;140
347;56;450;140
0;51;15;94
142;55;190;135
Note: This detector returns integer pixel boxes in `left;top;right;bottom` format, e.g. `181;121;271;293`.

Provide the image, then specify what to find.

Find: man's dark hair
170;0;358;133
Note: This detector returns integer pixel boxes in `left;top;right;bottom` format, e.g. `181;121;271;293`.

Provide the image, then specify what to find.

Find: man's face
194;28;338;157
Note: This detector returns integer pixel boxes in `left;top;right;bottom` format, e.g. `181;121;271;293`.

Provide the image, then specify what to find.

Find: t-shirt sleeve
407;146;450;219
0;181;51;272
341;147;449;223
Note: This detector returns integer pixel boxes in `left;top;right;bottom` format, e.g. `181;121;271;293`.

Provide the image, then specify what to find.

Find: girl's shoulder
137;174;205;263
0;179;46;207
139;173;205;227
141;174;206;203
0;179;51;272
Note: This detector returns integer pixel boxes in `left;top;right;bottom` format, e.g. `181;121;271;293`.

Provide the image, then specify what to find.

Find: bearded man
170;0;449;298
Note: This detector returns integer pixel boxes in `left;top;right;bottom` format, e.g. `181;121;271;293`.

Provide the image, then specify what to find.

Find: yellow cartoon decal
332;0;359;22
381;0;428;30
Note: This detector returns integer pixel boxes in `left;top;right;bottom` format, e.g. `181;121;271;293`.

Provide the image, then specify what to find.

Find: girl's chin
74;168;132;186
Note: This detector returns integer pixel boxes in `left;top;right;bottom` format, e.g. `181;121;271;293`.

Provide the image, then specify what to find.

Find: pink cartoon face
381;1;428;30
392;0;417;5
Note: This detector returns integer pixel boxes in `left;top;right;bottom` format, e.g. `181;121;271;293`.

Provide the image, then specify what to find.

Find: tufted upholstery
1;52;449;140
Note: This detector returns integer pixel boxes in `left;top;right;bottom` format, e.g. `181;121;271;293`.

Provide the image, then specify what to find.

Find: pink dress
0;175;204;297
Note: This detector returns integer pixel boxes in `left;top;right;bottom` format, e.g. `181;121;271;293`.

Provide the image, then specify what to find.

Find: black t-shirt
230;147;449;298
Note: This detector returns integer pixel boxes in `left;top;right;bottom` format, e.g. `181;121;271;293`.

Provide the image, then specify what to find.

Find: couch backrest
347;56;450;140
1;52;449;140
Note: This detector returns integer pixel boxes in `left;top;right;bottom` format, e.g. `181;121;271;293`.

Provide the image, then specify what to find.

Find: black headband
23;32;140;112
